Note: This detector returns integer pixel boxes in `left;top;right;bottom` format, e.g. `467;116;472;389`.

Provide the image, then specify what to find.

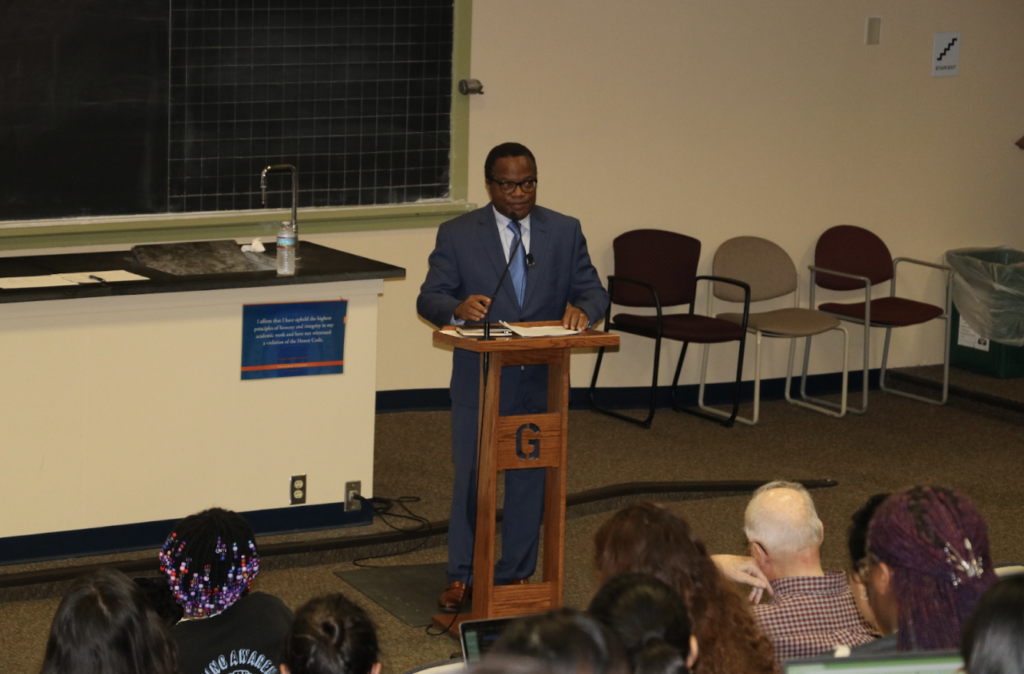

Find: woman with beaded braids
279;593;380;674
588;573;698;674
863;486;997;653
159;507;293;674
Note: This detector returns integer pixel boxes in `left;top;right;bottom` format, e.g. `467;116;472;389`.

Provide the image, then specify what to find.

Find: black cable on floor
351;496;433;568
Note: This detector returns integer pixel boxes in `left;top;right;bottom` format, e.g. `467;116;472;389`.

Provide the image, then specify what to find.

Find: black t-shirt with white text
172;591;293;674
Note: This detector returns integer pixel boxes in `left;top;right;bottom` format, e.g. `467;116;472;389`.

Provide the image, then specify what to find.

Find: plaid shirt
753;571;878;662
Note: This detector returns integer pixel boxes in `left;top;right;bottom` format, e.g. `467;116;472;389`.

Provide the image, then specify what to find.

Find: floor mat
335;563;471;627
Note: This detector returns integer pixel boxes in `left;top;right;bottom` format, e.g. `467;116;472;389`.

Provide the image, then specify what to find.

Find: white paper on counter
0;275;78;289
59;270;150;284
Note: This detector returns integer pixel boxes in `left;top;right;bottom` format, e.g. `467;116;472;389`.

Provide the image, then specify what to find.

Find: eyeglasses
489;179;538;194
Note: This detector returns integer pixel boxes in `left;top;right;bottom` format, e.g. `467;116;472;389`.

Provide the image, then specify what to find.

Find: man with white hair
745;481;877;661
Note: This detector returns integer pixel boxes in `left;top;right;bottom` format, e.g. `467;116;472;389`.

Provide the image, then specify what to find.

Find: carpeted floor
1;374;1023;673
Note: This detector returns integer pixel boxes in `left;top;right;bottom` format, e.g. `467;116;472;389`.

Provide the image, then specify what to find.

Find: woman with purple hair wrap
865;486;997;652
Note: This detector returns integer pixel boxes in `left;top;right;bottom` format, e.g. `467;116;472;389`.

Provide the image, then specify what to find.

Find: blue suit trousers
447;376;547;585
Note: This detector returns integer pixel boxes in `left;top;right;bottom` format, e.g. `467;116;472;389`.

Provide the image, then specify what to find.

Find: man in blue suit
417;142;609;611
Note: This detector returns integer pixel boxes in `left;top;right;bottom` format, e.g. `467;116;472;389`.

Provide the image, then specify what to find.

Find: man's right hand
711;554;773;604
454;295;492;322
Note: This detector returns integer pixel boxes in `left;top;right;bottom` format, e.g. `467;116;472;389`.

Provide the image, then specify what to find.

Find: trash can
945;246;1024;379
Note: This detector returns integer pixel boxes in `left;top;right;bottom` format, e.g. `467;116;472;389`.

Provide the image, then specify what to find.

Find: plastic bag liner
945;246;1024;347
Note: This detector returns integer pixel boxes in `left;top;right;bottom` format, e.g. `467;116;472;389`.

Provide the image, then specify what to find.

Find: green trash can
946;247;1024;379
950;306;1024;378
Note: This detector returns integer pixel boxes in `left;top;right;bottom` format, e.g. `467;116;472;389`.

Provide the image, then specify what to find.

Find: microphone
526;253;535;267
482;214;525;342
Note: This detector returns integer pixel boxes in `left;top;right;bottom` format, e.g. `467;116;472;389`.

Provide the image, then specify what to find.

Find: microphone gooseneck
482;215;524;342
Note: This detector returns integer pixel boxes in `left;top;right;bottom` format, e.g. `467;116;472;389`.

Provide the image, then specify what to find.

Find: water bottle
276;222;296;276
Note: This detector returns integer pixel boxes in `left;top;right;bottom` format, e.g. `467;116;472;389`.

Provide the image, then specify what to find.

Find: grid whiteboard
0;0;454;221
168;0;454;213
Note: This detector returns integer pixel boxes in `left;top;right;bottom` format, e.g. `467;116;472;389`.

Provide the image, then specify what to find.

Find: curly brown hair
593;502;777;674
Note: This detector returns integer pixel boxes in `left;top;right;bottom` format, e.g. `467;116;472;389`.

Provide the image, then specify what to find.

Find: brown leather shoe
506;578;530;585
438;581;471;612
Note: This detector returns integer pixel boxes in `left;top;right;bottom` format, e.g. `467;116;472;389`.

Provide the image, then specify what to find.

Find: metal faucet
260;164;299;240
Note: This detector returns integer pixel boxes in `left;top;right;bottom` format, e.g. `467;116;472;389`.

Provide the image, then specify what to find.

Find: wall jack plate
345;481;362;511
290;475;307;505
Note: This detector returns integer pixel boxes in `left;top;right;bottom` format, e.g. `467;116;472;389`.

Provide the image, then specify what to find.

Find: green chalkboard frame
0;0;474;251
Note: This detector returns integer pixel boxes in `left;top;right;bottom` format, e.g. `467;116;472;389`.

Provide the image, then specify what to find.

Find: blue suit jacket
417;204;609;407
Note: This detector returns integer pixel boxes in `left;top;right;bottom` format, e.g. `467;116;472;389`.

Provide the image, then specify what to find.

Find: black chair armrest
695;275;751;330
607;274;663;333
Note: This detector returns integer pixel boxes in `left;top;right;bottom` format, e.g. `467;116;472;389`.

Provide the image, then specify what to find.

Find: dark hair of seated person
158;506;261;619
961;575;1024;674
39;567;178;674
487;608;630;674
869;485;996;651
847;493;890;568
593;502;776;674
280;593;379;674
588;573;695;674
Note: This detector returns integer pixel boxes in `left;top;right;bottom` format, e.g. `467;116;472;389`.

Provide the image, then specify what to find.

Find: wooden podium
431;321;619;634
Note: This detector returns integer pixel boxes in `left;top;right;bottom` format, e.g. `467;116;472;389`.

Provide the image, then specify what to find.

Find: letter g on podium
515;423;541;460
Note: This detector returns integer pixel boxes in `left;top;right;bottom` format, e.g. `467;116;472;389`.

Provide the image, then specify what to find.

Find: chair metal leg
788;327;849;418
589;334;661;428
878;316;950;405
675;338;745;428
802;323;867;414
698;332;759;425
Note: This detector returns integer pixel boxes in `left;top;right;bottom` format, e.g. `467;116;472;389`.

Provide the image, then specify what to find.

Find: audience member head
588;573;697;674
40;567;178;674
961;575;1024;674
867;486;996;651
744;481;824;580
280;593;380;674
158;507;260;619
487;608;629;674
848;493;890;570
847;493;890;632
593;502;776;674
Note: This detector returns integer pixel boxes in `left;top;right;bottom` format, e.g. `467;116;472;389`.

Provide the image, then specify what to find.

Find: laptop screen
784;651;963;674
459;616;515;664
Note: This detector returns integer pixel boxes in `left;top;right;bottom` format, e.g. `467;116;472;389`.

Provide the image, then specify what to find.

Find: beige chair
698;236;848;425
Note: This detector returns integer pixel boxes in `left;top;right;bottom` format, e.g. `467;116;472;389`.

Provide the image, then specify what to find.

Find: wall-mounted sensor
866;17;882;45
458;79;484;95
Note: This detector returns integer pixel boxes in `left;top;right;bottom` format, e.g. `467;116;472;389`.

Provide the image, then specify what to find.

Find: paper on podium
499;321;582;338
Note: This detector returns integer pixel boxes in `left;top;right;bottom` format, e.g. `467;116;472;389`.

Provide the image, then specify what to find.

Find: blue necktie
508;220;527;307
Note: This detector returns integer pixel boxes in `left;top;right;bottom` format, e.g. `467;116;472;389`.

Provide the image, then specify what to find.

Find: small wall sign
932;32;960;77
241;300;348;379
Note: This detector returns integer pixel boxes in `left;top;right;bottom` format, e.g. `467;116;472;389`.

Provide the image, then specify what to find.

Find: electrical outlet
290;475;307;505
345;481;361;511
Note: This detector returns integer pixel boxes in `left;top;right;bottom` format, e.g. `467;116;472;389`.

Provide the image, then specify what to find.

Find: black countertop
0;241;405;305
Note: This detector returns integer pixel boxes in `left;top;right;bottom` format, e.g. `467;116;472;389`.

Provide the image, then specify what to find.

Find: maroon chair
589;229;750;428
806;225;953;413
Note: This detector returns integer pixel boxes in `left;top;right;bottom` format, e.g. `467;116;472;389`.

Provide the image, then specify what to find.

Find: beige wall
325;0;1024;392
22;1;1020;395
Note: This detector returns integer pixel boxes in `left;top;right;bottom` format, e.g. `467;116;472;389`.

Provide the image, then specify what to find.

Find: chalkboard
0;0;454;222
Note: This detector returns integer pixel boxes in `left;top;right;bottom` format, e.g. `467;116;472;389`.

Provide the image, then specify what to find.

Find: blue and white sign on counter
241;300;347;379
